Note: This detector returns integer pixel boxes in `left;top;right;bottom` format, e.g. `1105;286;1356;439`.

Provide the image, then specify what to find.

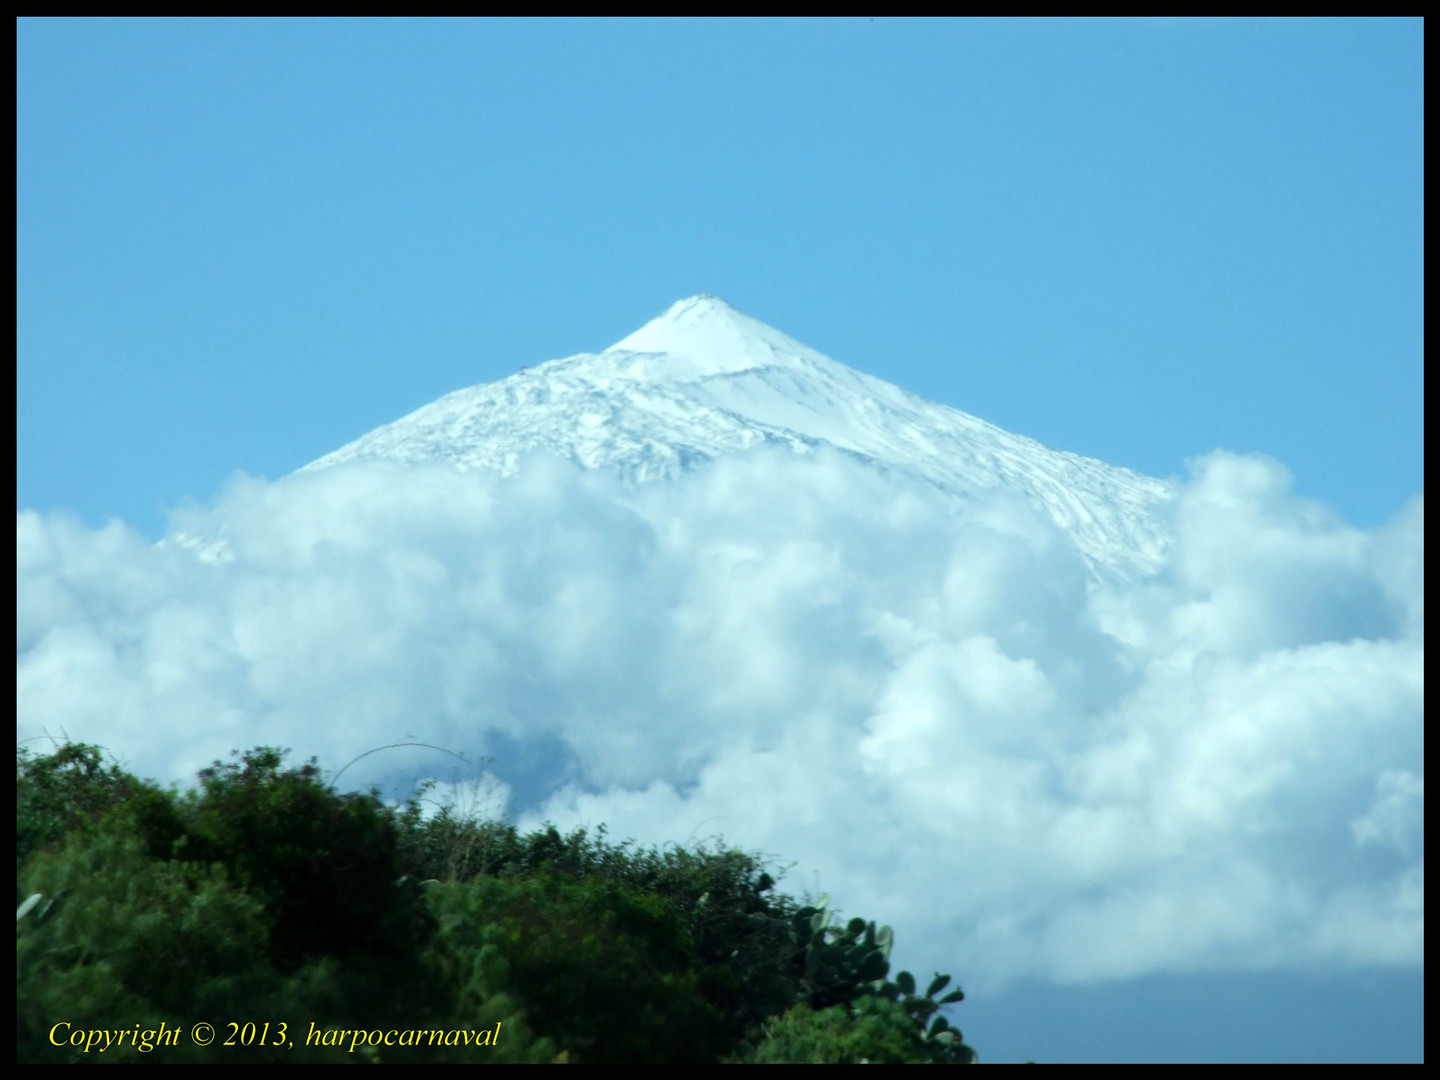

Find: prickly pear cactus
784;895;976;1062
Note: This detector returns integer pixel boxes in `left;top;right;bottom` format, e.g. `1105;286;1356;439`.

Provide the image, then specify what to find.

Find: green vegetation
17;740;978;1064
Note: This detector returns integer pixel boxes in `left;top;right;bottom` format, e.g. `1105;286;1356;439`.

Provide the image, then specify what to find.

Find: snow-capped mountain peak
606;294;831;379
298;296;1173;582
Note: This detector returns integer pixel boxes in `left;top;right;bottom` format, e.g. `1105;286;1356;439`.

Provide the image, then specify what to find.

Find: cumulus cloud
14;447;1424;988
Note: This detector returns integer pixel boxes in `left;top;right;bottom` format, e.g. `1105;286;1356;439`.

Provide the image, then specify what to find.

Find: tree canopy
18;741;978;1064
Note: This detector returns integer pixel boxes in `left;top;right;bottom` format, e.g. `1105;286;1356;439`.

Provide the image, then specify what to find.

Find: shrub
425;870;723;1063
17;741;985;1063
17;829;275;1063
731;993;977;1064
17;743;153;870
177;747;430;978
731;996;931;1063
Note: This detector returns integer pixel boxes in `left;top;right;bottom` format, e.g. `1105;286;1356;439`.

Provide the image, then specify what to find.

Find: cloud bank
16;448;1423;987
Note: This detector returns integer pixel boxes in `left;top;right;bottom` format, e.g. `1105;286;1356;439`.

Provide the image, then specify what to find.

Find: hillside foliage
17;741;978;1064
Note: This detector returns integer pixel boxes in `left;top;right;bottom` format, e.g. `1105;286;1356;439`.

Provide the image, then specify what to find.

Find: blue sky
17;18;1423;1064
18;18;1422;537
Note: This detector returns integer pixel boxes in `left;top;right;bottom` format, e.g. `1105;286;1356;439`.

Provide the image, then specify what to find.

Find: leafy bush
177;747;429;977
17;743;154;870
394;811;806;1045
732;996;948;1064
17;740;983;1064
424;871;724;1063
18;828;275;1062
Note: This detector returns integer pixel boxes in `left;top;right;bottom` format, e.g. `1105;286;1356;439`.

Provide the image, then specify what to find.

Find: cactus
787;903;897;1012
780;895;975;1062
874;923;894;958
894;970;974;1062
856;950;888;983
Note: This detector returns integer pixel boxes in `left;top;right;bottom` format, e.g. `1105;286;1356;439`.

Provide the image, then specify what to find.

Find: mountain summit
607;294;837;378
302;296;1173;581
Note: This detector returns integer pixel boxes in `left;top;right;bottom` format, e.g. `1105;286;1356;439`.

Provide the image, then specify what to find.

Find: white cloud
15;447;1424;988
1351;771;1425;855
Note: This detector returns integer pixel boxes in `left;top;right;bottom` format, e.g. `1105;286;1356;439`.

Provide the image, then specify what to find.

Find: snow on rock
301;296;1174;582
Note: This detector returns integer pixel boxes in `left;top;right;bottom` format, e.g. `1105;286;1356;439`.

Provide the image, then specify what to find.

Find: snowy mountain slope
301;295;1174;581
